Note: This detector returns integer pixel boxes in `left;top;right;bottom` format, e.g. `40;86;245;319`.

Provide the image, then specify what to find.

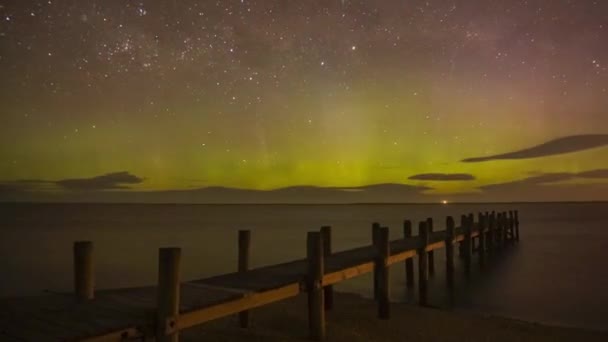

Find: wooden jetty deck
0;210;520;341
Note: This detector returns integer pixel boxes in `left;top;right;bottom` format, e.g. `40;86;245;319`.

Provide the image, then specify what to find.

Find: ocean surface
1;203;607;331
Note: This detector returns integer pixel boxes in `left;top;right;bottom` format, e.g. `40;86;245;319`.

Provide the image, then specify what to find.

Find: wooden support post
372;222;381;300
462;215;472;278
478;213;486;269
445;217;455;289
503;212;508;244
157;247;181;342
488;211;496;252
508;211;515;242
418;221;429;306
426;218;435;276
403;220;415;289
499;213;505;247
320;226;333;311
514;210;520;241
307;232;325;341
238;230;251;328
73;241;94;302
376;227;390;319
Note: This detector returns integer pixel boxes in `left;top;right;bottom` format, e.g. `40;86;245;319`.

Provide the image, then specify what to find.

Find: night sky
1;0;607;202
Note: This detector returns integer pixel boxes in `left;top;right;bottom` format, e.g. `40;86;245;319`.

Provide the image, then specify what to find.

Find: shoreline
182;292;608;341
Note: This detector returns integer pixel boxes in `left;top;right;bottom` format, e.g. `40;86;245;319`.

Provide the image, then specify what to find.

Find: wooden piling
445;217;455;289
157;247;181;342
503;212;508;245
73;241;94;302
426;218;435;276
462;215;472;278
508;211;515;242
372;222;381;300
320;225;333;311
488;211;496;252
478;213;486;268
418;221;429;306
307;232;325;341
238;230;251;328
376;227;390;319
403;220;414;289
514;210;520;241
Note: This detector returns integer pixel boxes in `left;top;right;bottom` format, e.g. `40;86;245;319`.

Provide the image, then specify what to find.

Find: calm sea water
1;203;607;331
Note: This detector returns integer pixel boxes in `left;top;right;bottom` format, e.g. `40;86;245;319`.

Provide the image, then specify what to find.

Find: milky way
1;0;607;201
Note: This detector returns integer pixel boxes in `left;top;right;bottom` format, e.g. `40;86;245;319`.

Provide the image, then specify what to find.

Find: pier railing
0;210;520;341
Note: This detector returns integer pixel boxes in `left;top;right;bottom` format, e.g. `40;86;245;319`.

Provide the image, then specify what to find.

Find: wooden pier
0;210;520;341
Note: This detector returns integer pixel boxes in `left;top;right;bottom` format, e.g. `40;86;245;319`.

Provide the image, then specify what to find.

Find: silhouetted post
514;210;520;241
488;211;496;253
307;232;325;341
462;215;472;278
403;220;415;289
478;213;486;268
376;227;390;319
502;212;508;244
426;218;435;276
445;217;455;290
372;222;381;300
508;211;515;242
418;221;429;306
73;241;94;302
320;225;333;311
238;230;251;328
157;248;181;342
498;213;505;247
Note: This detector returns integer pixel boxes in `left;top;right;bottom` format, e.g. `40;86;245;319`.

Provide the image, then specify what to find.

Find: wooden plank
168;283;300;333
322;261;374;286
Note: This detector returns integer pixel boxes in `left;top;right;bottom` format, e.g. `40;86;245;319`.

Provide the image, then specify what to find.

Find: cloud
462;134;608;162
408;173;476;181
54;172;144;190
480;169;608;192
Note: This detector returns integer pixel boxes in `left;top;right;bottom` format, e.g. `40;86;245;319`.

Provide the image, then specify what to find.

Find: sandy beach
182;292;607;341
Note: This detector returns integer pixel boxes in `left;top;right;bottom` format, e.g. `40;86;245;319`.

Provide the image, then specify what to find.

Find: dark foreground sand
181;292;607;341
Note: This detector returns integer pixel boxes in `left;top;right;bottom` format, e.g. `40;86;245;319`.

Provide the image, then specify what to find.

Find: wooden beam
74;241;94;302
403;220;414;289
320;226;333;311
418;221;429;306
376;226;390;319
322;261;375;286
168;284;300;333
445;217;455;289
157;247;180;342
307;231;325;341
81;327;142;342
238;230;251;328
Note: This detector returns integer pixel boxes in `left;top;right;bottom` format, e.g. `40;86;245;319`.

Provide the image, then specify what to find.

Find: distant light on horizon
442;200;449;205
